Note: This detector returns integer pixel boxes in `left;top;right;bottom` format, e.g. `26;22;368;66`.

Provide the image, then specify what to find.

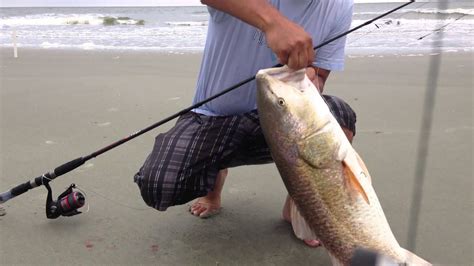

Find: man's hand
201;0;314;70
306;67;330;93
263;17;314;70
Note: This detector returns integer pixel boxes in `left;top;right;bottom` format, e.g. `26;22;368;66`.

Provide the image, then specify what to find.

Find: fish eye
277;98;285;106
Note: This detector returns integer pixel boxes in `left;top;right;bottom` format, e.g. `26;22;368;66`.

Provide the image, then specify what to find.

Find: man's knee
133;132;174;209
134;162;157;208
322;95;357;138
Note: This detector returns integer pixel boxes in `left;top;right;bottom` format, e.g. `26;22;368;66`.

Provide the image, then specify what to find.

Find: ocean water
0;2;473;55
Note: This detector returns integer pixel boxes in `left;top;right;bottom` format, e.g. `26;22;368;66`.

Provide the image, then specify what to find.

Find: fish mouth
256;71;278;99
256;69;304;99
259;66;306;88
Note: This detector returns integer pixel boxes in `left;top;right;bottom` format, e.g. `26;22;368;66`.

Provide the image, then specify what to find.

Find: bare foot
282;195;321;248
189;168;227;218
189;193;221;218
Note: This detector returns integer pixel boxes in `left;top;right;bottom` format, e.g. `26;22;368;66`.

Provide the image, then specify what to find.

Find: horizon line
1;1;426;8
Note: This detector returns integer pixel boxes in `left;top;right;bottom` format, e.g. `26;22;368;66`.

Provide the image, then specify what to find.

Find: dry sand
0;48;472;265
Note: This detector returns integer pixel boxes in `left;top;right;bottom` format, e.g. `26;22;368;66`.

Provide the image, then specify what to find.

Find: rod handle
0;157;84;203
54;157;85;176
0;175;42;203
10;180;33;197
2;175;43;203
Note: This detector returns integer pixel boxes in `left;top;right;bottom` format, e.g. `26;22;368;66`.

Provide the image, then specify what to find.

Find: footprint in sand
93;122;111;127
228;188;240;194
77;162;94;172
445;126;473;133
83;162;94;168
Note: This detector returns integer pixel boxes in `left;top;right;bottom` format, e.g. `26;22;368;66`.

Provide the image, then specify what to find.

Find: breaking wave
354;8;474;20
165;21;208;27
0;14;146;26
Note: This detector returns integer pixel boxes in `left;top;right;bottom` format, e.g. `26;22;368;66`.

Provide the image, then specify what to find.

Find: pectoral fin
354;151;372;184
342;160;370;204
298;132;337;169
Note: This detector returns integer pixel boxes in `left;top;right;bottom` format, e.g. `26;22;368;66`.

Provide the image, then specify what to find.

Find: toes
303;239;322;248
190;204;206;216
188;199;221;218
199;207;220;218
199;209;211;218
189;203;198;212
189;200;201;209
194;205;207;216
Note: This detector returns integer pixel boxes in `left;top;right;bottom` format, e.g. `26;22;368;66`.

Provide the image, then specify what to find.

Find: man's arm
201;0;314;70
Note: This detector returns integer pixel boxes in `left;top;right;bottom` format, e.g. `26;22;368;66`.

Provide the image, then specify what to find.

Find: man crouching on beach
134;0;355;247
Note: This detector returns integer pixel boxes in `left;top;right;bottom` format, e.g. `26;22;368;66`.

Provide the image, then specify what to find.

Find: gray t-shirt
193;0;354;116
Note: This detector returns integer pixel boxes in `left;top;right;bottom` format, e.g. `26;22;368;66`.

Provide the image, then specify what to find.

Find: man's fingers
306;67;316;80
263;17;314;69
302;35;314;67
307;45;315;66
277;51;289;66
287;50;299;70
301;46;310;69
286;41;314;70
287;49;306;70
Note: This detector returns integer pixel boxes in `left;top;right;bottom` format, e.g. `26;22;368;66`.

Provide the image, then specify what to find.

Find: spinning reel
44;180;85;219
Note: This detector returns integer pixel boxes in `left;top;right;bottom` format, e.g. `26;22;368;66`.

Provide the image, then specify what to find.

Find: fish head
256;66;331;141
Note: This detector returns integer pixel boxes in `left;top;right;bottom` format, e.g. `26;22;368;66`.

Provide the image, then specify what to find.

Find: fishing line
347;1;429;47
77;185;151;211
0;1;415;218
417;13;467;41
406;0;447;253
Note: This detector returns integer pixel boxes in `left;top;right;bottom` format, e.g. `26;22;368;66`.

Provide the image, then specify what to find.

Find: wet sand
0;48;472;265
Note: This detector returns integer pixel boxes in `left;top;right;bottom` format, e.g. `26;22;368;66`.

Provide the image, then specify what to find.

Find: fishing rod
0;0;415;219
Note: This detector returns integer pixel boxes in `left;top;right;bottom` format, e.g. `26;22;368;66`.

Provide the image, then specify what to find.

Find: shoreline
1;46;472;57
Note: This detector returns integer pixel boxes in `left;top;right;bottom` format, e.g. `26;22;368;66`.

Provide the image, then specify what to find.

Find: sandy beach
0;48;472;265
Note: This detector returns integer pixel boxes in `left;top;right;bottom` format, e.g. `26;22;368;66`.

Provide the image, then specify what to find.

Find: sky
0;0;414;7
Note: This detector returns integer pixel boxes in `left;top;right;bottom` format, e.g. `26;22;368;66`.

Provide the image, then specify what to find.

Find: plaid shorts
134;95;356;211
